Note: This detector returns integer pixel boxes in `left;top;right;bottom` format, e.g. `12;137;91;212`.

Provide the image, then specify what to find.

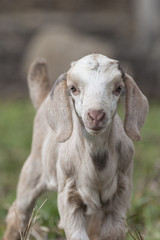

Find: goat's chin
85;127;107;135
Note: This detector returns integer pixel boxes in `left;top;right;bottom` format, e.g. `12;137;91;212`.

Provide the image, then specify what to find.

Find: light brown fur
3;54;148;240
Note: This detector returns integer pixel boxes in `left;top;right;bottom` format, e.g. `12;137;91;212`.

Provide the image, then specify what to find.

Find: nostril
97;111;105;122
88;109;105;123
88;112;94;121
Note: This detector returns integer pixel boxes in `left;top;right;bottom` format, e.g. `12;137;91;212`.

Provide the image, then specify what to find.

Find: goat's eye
113;86;123;96
69;85;80;95
70;86;77;92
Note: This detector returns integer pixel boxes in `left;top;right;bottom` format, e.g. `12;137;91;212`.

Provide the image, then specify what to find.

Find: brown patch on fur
68;183;87;212
116;140;122;154
90;54;100;71
91;151;108;171
91;62;99;71
116;140;134;173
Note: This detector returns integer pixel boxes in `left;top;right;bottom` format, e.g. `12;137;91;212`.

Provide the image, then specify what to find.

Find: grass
0;99;160;239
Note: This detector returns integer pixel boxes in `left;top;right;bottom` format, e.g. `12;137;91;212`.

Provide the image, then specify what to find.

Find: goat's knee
58;200;89;240
58;180;89;240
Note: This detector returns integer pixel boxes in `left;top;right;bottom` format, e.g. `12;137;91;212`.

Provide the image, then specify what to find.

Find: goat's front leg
58;178;89;240
100;212;126;240
100;172;132;240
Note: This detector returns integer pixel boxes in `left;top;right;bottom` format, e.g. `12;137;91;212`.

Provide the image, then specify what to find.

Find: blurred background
0;0;160;239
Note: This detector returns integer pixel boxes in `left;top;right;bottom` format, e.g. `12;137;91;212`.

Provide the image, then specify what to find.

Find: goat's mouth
85;126;106;135
81;118;108;135
88;126;103;131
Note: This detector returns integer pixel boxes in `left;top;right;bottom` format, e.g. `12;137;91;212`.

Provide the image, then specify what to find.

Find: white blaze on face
67;54;124;134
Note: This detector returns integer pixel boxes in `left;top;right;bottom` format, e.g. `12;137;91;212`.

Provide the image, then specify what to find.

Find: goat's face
45;54;148;142
67;54;124;135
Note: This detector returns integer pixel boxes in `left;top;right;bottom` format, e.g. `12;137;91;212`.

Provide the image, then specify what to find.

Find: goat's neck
73;112;114;154
82;123;112;154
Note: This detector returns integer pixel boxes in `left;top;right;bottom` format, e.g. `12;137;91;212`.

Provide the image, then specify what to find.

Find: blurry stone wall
0;0;131;13
0;0;159;99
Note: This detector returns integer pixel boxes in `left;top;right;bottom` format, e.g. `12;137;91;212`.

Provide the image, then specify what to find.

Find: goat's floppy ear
124;74;149;141
45;73;73;142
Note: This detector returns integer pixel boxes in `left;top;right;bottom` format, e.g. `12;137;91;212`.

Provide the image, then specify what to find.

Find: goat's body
17;102;133;239
4;54;148;240
19;101;134;202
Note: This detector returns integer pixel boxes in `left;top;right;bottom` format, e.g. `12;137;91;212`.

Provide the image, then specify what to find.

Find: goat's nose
88;109;105;123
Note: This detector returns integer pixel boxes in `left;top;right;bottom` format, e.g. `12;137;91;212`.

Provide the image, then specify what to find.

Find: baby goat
4;54;148;240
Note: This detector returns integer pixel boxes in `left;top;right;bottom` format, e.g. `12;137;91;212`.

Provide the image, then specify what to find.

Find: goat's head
45;54;149;142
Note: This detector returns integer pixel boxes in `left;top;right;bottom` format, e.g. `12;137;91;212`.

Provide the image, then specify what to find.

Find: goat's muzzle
88;109;105;125
85;108;108;134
